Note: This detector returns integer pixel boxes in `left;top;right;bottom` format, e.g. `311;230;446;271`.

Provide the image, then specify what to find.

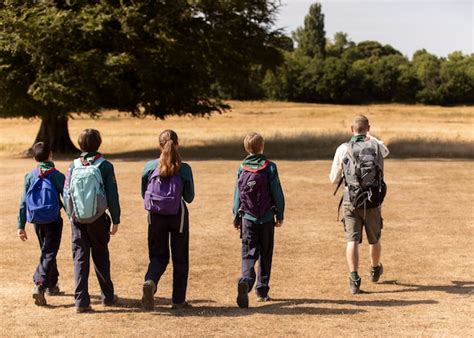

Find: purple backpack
144;167;183;215
238;161;273;218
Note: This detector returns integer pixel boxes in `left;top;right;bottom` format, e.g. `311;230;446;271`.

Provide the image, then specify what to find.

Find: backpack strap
91;156;105;168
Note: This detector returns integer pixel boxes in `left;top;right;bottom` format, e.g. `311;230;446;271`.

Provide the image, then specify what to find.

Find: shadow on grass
97;297;437;316
376;280;474;296
388;138;474;159
106;133;474;161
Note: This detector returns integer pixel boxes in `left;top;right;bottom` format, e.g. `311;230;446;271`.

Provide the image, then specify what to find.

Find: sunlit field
0;102;473;336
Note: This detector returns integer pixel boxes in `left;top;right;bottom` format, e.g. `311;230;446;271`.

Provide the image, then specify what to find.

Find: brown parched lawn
0;102;473;336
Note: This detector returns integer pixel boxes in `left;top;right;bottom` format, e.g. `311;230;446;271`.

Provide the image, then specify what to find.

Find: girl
141;130;195;310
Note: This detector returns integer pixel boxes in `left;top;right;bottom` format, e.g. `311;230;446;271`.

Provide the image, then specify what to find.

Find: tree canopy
258;3;474;105
0;0;285;152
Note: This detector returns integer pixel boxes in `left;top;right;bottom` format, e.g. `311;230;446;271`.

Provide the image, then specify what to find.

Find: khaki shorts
342;203;382;244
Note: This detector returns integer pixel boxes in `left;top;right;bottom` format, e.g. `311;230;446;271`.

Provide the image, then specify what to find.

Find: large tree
0;0;284;154
292;2;326;59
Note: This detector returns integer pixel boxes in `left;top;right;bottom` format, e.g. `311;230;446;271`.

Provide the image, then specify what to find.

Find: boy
329;115;389;294
64;129;121;313
17;141;65;306
233;132;285;308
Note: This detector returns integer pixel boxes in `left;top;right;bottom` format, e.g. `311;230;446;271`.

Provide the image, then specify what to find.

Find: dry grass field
0;102;473;336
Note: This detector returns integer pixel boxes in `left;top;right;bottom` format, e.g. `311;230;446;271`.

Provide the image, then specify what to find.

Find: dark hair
159;129;182;178
78;129;102;152
32;142;51;162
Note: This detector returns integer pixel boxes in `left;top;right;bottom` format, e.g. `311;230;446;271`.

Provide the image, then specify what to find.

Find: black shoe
171;301;191;310
349;277;362;295
46;285;61;296
75;306;92;313
102;294;119;306
32;285;47;306
142;280;156;311
256;295;271;302
237;281;249;309
370;263;384;283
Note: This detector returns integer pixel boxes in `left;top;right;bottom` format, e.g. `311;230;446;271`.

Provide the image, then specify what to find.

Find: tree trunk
25;115;79;156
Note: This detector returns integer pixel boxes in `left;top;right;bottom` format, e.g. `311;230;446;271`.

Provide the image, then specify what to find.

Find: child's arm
180;163;195;203
103;161;121;227
17;173;30;240
232;168;241;229
269;163;285;223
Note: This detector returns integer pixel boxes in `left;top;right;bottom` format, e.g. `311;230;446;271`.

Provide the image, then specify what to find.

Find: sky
275;0;473;58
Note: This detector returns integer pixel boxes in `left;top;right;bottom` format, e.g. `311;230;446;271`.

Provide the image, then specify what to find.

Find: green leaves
0;1;283;120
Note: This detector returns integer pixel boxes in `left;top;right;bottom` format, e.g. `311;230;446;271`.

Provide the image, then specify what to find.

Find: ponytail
158;130;182;177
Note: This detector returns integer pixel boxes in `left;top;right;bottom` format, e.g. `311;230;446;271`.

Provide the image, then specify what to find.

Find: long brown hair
158;129;182;177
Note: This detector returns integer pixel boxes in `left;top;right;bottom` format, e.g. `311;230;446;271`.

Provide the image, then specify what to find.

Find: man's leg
346;240;359;273
365;207;383;282
343;204;363;294
369;241;381;267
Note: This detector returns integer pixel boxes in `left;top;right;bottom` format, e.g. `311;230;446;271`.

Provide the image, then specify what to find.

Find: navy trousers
240;218;275;297
71;213;114;308
33;217;63;288
145;205;189;304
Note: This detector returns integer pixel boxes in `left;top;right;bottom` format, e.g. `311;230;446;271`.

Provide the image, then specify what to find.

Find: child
17;141;65;306
141;129;194;311
233;132;285;308
63;129;121;313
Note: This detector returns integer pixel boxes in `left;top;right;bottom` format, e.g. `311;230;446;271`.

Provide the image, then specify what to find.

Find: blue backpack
26;168;60;224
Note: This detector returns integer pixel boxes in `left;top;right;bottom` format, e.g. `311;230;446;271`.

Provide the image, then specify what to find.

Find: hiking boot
370;263;384;283
171;301;191;310
349;277;362;295
102;294;119;306
236;281;249;309
32;285;47;306
75;306;92;314
142;280;156;311
46;285;61;296
256;295;271;302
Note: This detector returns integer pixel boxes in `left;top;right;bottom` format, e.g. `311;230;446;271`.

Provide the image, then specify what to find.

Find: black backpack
334;139;387;217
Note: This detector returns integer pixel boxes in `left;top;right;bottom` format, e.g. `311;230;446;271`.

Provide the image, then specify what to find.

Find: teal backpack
65;157;107;224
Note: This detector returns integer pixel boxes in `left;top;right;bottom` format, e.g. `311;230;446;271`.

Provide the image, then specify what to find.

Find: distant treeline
219;3;474;105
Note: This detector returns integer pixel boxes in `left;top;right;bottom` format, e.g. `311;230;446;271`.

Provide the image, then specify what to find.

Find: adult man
329;115;389;294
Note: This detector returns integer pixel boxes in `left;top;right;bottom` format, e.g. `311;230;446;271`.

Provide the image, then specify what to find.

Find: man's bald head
351;115;370;135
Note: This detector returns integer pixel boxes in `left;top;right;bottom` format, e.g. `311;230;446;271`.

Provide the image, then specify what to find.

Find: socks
350;271;360;281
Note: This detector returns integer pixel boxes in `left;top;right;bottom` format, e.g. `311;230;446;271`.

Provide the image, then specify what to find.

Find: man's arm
329;144;346;184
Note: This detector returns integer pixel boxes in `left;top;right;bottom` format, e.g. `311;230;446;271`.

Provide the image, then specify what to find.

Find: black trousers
71;213;114;308
239;218;275;297
145;205;189;304
33;217;63;288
